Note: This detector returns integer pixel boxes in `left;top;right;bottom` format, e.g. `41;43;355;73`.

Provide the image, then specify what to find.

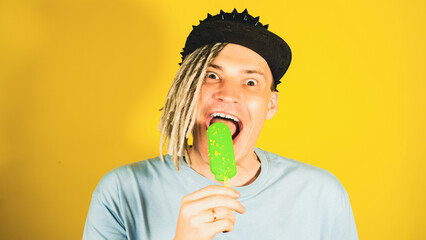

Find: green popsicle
207;122;237;187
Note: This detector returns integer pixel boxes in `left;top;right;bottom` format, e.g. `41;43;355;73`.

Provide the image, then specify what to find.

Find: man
83;9;358;240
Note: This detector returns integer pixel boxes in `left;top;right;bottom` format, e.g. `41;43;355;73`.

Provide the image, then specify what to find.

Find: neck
187;146;261;187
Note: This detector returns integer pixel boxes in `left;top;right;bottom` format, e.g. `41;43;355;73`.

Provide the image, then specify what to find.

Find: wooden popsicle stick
224;177;230;187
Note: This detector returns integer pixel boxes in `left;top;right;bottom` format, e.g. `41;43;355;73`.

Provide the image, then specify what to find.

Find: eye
244;79;258;86
206;72;220;80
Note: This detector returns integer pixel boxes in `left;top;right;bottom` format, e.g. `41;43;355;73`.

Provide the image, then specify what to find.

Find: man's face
192;43;279;163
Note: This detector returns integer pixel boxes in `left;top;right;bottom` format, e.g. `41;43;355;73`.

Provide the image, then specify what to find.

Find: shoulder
257;147;348;200
258;148;351;213
258;148;339;179
93;155;175;197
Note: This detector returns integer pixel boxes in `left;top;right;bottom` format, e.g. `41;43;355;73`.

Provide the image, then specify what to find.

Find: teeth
210;112;240;122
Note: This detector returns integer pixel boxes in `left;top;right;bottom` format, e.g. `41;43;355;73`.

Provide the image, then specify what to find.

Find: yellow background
1;0;425;239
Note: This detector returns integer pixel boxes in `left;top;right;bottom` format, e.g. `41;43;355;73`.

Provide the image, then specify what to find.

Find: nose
213;80;241;104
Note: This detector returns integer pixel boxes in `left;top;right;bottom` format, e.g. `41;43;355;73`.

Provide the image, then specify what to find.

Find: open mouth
206;112;243;142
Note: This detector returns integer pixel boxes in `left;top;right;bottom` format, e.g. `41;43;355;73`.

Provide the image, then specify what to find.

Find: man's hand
174;185;245;240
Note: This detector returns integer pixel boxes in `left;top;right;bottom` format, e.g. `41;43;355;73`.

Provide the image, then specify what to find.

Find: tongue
211;118;237;136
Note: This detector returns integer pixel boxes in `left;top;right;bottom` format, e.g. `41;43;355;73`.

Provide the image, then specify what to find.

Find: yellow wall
1;0;425;239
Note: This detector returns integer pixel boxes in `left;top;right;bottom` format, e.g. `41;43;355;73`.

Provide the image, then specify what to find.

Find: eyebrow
209;64;264;76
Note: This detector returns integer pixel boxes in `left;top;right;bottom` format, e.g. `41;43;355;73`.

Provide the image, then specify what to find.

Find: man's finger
207;219;235;236
182;185;240;202
190;195;246;214
193;207;237;223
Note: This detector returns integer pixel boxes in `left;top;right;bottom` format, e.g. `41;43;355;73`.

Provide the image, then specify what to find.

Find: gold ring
212;209;217;221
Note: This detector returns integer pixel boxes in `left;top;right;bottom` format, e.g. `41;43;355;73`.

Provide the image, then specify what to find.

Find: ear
266;91;279;120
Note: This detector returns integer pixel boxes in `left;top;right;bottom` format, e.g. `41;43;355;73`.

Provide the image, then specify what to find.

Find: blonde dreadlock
158;42;228;171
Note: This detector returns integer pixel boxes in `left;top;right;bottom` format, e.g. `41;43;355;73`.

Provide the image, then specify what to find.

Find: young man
83;9;358;240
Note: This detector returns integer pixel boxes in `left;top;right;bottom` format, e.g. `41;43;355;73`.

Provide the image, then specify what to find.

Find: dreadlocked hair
158;42;228;171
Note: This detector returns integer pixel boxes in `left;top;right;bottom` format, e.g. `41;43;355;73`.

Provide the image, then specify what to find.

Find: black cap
180;9;292;91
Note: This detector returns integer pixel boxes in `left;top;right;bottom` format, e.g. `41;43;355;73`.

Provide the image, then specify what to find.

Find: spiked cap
180;9;292;90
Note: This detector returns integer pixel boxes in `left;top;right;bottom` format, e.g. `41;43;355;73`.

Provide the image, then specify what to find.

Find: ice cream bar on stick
207;122;237;187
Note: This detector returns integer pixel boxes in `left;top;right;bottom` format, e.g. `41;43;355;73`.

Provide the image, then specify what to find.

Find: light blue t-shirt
83;147;358;240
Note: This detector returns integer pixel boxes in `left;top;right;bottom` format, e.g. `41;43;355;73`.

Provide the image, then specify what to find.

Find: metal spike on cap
254;16;260;26
220;9;225;20
232;8;238;19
